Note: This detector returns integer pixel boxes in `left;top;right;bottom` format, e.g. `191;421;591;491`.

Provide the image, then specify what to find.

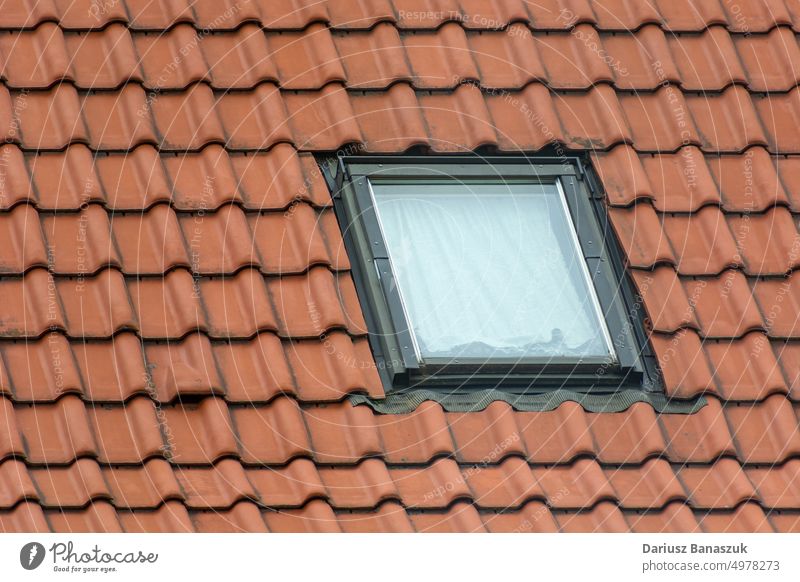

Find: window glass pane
370;181;614;361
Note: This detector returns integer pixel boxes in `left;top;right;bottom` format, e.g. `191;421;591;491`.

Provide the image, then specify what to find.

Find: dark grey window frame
320;154;660;394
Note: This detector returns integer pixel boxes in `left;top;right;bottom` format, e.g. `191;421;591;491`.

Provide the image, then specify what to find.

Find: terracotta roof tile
0;269;67;338
660;397;736;462
104;459;183;508
189;501;269;532
0;501;50;532
0;459;37;507
47;501;124;532
65;25;141;89
627;502;702;532
470;24;545;89
284;84;361;150
263;499;341;532
632;267;697;333
464;456;544;508
404;23;477;89
726;394;800;463
304;401;382;463
705;333;787;400
267;24;346;90
30;458;110;508
710;148;789;212
0;23;71;89
58;269;138;338
231;396;312;464
409;501;486;532
418;83;496;151
640;148;720;212
41;205;120;275
768;511;800;532
536;25;614;89
747;459;800;508
1;334;81;401
620;88;699;152
516;401;596;463
212;334;294;402
650;329;714;398
485;82;561;151
336;501;415;532
447;401;527;463
95;146;170;210
216;84;291;150
334;24;409;90
680;458;757;509
144;334;222;403
668;27;746;91
754;89;800;154
556;85;630;149
605;459;685;509
481;500;559;532
608;203;675;268
662;206;742;276
591;145;653;207
688;87;768;152
378;401;454;463
318;458;398;508
89;397;166;463
176;459;258;509
683;271;764;338
555;501;629;532
587;402;667;463
116;501;194;532
730;207;800;275
0;204;47;274
752;272;800;337
74;333;149;401
699;502;775;533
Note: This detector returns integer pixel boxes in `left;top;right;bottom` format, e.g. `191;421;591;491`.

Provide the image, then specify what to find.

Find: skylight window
324;156;658;393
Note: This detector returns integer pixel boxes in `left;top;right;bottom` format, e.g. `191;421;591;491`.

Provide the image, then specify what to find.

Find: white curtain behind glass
371;182;613;361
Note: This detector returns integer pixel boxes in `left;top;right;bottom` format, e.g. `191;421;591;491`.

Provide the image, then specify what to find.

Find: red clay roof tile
555;501;628;532
0;204;48;274
729;207;800;275
231;397;312;464
318;458;398;508
605;459;685;509
669;27;747;91
271;25;345;90
710;148;789;212
650;329;715;398
42;205;120;275
304;401;381;463
608;203;675;268
481;499;559;532
0;459;37;507
699;502;775;533
752;272;800;337
662;205;741;275
683;270;764;338
640;148;720;212
337;501;415;532
377;400;454;463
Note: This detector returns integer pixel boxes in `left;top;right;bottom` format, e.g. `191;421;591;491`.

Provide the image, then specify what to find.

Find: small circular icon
20;542;46;570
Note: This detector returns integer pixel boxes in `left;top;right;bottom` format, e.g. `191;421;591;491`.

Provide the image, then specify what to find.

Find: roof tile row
0;266;366;339
1;395;798;465
5;22;798;92
4;83;800;153
3;454;800;512
3;0;799;33
0;144;331;211
0;202;346;275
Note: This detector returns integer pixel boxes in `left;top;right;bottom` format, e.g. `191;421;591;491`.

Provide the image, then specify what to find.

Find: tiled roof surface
1;0;800;532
